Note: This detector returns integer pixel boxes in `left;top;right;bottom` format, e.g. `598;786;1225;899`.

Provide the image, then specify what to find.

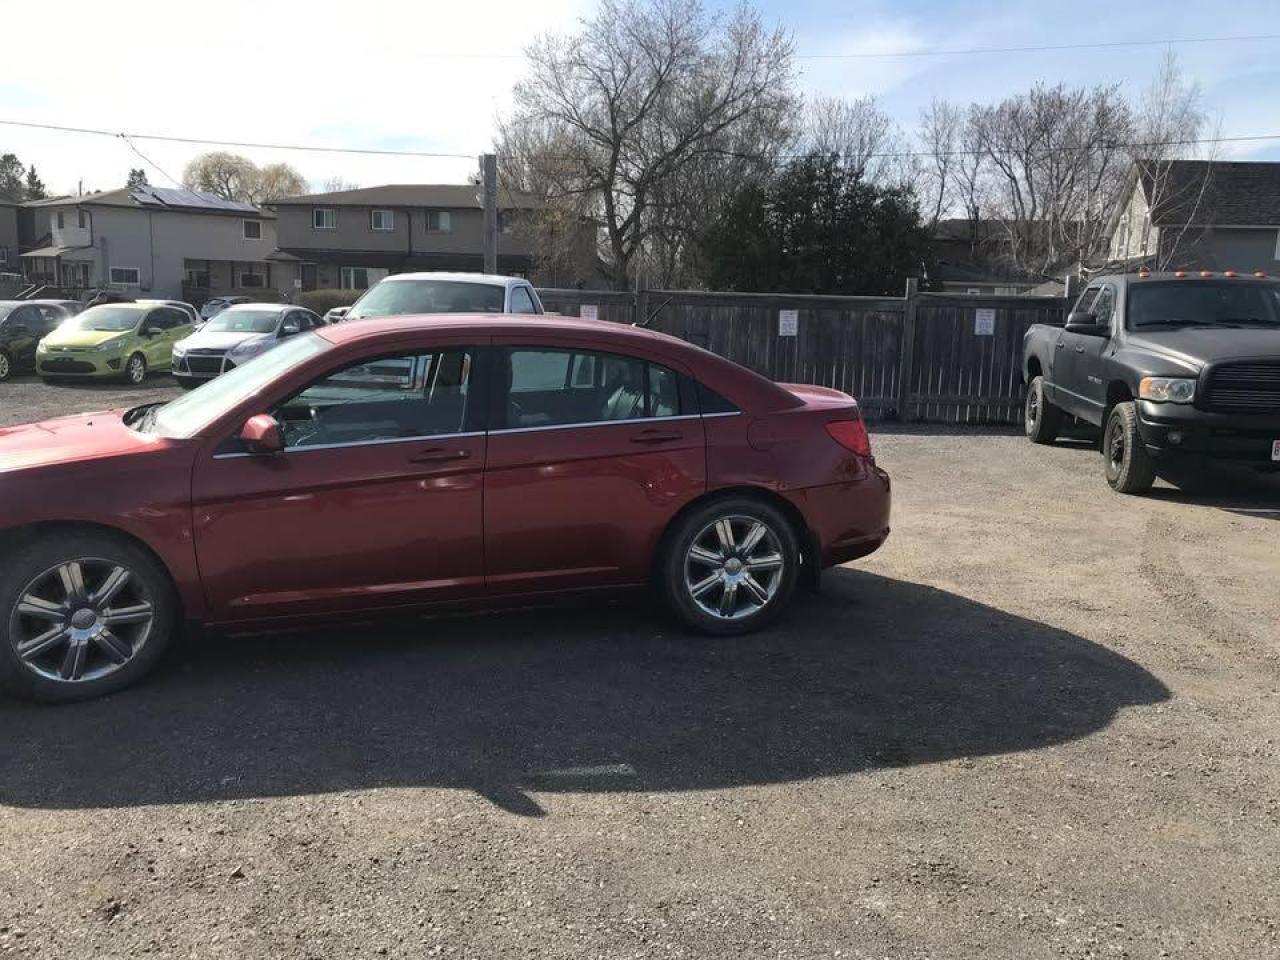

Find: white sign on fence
974;308;996;336
778;309;799;337
579;304;599;321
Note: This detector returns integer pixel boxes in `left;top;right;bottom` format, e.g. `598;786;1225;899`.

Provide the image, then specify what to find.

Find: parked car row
0;273;547;387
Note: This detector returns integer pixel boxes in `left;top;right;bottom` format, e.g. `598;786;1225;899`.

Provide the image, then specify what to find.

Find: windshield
152;333;328;437
1128;282;1280;329
70;306;142;332
0;305;13;322
347;279;505;319
204;309;280;334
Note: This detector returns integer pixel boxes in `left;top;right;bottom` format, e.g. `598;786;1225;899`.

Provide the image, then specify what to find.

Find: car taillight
825;418;871;457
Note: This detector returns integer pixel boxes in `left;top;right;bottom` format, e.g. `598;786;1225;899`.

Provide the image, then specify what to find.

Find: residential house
1107;160;1280;274
925;219;1045;295
0;200;18;274
20;186;297;303
269;184;544;290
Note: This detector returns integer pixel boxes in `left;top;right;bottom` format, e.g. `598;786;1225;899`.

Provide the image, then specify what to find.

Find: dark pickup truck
1023;271;1280;493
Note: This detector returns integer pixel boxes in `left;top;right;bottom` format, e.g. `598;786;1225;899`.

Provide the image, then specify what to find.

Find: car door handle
1074;345;1085;353
409;447;470;463
1055;341;1065;349
630;429;683;444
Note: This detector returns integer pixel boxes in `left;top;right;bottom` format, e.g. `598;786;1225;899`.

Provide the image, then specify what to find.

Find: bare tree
1124;51;1211;269
804;95;901;180
916;98;962;230
182;152;308;204
322;176;360;193
182;152;259;202
969;82;1132;275
498;0;795;288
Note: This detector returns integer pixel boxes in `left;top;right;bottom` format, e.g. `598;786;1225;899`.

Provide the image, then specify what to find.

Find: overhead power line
796;32;1280;60
4;117;1280;165
0;119;475;160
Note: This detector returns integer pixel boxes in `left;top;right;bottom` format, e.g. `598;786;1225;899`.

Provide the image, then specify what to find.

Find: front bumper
36;352;124;377
1137;400;1280;463
786;463;892;568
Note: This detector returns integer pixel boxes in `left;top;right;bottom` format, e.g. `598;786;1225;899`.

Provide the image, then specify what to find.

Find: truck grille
1203;361;1280;413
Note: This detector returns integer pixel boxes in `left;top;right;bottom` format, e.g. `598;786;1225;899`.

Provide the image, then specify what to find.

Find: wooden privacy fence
536;286;1069;425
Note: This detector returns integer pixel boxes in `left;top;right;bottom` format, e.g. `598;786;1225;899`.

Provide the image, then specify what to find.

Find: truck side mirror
1065;312;1109;336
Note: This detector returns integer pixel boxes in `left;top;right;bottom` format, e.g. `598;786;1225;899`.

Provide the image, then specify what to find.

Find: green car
37;303;193;384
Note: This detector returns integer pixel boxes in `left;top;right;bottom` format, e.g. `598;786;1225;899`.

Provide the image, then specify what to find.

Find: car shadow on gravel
0;570;1169;816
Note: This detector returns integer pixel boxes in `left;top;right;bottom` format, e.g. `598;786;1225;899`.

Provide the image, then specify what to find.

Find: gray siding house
0;200;18;274
269;184;543;290
1107;160;1280;274
21;186;297;303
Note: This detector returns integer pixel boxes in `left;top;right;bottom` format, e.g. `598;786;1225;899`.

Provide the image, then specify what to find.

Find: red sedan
0;316;890;702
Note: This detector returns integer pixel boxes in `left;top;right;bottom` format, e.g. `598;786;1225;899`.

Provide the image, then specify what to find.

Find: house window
340;266;389;290
243;219;263;239
186;268;211;288
425;210;451;233
239;271;266;288
77;209;88;228
370;209;394;231
313;208;337;230
55;211;65;229
109;266;140;285
498;210;515;234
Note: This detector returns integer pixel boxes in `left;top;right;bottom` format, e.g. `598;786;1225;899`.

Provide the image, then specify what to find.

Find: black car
1023;271;1280;493
0;301;75;382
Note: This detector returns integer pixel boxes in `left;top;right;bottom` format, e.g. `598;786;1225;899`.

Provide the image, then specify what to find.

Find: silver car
171;303;324;389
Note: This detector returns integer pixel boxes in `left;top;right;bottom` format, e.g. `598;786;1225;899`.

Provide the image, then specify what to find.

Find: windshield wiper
1218;317;1279;327
1132;319;1219;328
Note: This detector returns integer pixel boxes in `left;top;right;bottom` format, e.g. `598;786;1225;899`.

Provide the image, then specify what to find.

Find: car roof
220;302;290;313
376;271;527;289
83;302;147;312
318;313;698;355
1093;271;1280;287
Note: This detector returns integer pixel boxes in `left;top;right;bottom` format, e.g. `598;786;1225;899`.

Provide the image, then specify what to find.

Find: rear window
347;280;506;320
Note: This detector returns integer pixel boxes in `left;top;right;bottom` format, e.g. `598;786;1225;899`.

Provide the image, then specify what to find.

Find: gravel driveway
0;375;1277;959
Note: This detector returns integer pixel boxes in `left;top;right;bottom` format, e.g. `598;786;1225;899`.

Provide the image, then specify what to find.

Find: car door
483;339;705;595
1052;286;1099;417
1072;283;1117;422
139;308;177;368
190;337;487;621
6;306;43;368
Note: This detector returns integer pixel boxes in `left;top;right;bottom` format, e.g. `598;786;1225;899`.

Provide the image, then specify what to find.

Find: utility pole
480;153;497;275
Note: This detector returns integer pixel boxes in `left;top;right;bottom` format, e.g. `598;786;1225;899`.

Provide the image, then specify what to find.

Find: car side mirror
281;321;300;336
328;307;349;321
240;414;284;455
1065;312;1109;336
143;325;164;337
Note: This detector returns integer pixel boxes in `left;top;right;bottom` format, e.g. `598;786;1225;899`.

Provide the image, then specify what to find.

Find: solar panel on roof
129;186;258;213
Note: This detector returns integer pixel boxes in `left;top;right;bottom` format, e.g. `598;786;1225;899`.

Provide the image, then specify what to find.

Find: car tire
1103;402;1156;495
0;530;177;703
124;353;147;385
1024;375;1062;444
0;349;12;382
659;497;801;636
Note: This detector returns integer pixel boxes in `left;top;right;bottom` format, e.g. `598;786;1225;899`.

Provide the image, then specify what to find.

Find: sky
3;0;1280;197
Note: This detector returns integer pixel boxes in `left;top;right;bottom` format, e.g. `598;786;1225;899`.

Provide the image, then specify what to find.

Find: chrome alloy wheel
126;355;146;384
8;558;155;683
684;515;785;620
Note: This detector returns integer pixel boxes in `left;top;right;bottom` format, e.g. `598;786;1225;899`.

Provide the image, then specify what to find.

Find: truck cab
1023;272;1280;493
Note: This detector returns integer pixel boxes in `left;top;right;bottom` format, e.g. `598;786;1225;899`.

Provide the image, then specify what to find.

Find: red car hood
0;410;173;474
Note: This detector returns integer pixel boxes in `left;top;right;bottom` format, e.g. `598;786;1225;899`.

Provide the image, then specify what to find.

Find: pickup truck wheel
1024;376;1062;444
1103;402;1156;494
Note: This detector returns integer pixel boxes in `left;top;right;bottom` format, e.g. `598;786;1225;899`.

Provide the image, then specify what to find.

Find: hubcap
684;515;785;620
8;558;154;683
1108;421;1125;468
0;354;9;378
129;358;144;382
1026;386;1039;428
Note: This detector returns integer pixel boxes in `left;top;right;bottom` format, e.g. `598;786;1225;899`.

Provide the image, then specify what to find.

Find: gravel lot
1;374;1278;959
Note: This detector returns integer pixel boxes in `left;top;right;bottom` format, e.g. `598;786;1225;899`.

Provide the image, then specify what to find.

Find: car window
509;286;538;314
346;279;506;319
147;308;184;330
34;306;64;334
273;349;474;449
1092;286;1116;330
1074;287;1100;316
503;348;677;429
